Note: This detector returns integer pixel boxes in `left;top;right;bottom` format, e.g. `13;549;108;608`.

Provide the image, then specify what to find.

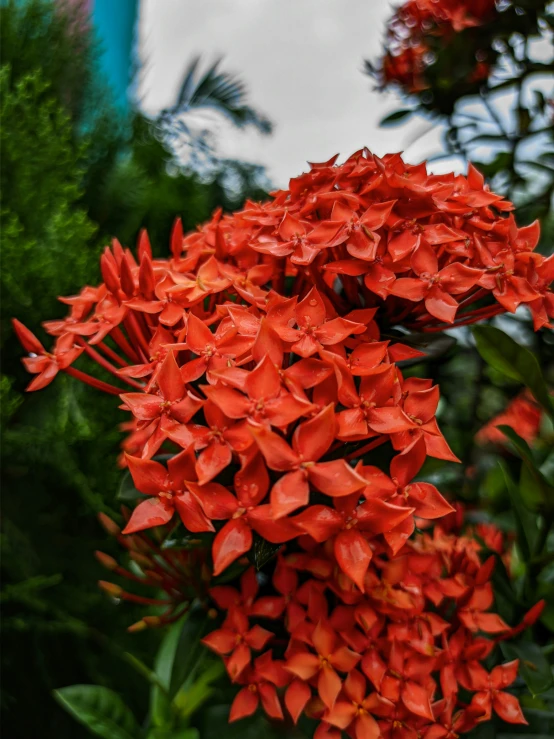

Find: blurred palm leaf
159;56;272;136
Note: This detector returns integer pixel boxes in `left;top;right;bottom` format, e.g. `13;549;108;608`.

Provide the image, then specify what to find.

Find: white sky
138;0;452;187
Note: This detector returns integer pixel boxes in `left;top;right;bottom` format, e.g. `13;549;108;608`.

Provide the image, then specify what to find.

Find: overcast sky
138;0;453;187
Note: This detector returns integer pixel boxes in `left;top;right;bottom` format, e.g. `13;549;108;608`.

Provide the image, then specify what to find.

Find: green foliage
0;66;96;330
473;325;554;418
53;686;141;739
55;612;224;739
0;2;270;737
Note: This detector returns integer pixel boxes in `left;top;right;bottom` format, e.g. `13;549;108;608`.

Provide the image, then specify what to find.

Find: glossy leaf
501;642;554;697
499;462;537;562
168;610;209;700
499;425;552;511
53;685;139;739
473;326;553;418
151;618;185;727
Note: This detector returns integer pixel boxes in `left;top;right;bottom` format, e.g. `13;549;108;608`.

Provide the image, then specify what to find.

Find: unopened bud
95;551;118;570
98;580;122;597
97;512;120;536
129;551;153;568
143;616;162;628
128;620;147;633
523;599;545;627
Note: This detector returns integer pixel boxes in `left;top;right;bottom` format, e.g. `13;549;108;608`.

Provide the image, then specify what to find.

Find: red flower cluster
13;150;548;734
379;0;497;93
13;151;552;570
202;526;541;735
476;391;543;446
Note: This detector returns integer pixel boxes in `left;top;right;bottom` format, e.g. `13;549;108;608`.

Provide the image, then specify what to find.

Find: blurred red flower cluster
13;148;550;734
379;0;498;93
476;391;543;446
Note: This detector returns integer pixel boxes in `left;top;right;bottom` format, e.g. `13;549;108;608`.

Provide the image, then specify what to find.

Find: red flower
467;660;527;724
120;351;204;458
202;606;274;680
121;449;213;535
323;669;392;738
268;288;367;358
476;392;542;446
389;242;483;324
286;621;360;709
13;321;83;391
229;651;289;722
249;404;367;518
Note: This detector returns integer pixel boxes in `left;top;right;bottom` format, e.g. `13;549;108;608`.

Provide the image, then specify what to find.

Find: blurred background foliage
0;1;269;736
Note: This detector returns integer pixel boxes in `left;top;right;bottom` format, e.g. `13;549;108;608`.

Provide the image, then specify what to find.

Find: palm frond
164;56;272;135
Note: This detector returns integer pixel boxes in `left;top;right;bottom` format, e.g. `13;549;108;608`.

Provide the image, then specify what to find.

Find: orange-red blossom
13;149;549;735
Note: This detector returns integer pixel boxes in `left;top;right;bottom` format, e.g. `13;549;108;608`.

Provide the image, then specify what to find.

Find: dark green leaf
53;685;139;739
540;451;554;486
498;426;552;511
117;469;142;502
502;642;554;697
380;109;414;126
150;609;211;725
151;619;183;727
168;609;209;700
472;326;553;418
147;730;200;739
520;463;547;512
499;461;537;562
247;534;281;570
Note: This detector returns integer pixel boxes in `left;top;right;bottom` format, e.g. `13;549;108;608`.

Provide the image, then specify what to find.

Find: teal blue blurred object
8;0;139;110
91;0;139;111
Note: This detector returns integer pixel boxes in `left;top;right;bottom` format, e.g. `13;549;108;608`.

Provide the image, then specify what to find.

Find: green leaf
502;642;554;697
472;326;553;418
53;685;139;739
168;609;209;700
498;425;552;511
151;619;183;727
117;469;141;502
147;730;200;739
380;109;414;126
520;463;547;512
173;661;225;720
150;609;210;726
247;533;281;570
499;461;537;562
